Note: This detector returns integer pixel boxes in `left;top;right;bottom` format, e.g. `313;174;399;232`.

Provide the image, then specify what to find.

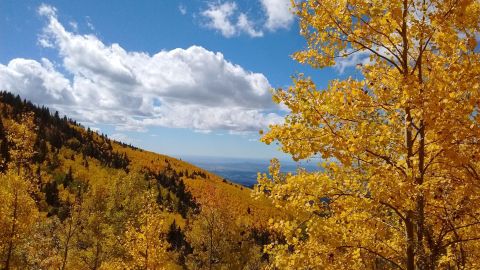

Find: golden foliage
256;0;480;269
0;169;40;269
6;112;36;170
186;185;264;270
124;193;179;270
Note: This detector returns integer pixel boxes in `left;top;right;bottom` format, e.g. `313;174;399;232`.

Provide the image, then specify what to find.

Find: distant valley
183;156;320;187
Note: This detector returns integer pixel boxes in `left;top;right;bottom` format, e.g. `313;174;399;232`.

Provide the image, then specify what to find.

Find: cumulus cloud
0;4;282;133
0;58;74;104
201;2;263;38
259;0;294;31
200;0;294;37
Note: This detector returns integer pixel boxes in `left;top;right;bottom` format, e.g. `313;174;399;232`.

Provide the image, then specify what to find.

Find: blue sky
0;0;358;160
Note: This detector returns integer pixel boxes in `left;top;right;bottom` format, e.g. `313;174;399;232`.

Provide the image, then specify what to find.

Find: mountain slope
0;91;282;269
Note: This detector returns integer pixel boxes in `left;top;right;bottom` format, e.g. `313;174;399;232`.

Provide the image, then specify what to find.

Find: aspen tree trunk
4;188;18;270
400;0;418;268
61;223;73;270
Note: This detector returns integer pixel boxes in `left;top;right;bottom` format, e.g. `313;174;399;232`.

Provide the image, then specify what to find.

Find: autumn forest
2;0;480;269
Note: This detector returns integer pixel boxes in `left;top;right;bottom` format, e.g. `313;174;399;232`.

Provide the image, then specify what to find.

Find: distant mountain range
182;155;320;187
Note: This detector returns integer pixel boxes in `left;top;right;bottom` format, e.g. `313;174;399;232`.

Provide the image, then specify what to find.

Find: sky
0;0;362;160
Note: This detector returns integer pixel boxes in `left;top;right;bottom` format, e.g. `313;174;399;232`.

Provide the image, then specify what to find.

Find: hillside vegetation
0;92;283;269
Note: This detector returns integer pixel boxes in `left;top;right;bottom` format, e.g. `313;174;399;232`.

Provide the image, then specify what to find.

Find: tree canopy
256;0;480;269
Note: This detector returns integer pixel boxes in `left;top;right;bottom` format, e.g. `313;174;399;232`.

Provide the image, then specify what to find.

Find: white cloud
141;104;281;131
110;133;135;144
0;58;74;104
38;36;54;48
69;21;78;31
200;0;294;37
335;50;372;73
202;2;237;37
334;46;395;73
179;4;187;15
228;130;251;136
90;127;101;132
201;2;263;38
85;16;95;31
260;0;294;31
194;129;212;134
0;5;282;133
38;4;56;17
237;13;263;37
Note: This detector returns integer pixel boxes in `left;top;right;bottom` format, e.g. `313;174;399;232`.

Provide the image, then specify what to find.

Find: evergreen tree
0;117;9;172
167;219;191;265
64;167;73;187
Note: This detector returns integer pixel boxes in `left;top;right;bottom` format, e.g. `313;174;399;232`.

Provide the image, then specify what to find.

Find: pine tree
0;117;9;172
64;167;73;187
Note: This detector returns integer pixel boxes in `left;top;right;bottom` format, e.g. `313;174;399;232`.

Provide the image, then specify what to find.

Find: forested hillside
0;91;282;269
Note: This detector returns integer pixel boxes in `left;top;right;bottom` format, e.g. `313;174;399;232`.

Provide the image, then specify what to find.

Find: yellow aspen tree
57;190;83;270
0;112;39;269
74;181;116;269
186;184;262;270
0;170;40;269
124;192;178;270
256;0;480;269
6;112;37;172
22;217;62;269
186;185;231;270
